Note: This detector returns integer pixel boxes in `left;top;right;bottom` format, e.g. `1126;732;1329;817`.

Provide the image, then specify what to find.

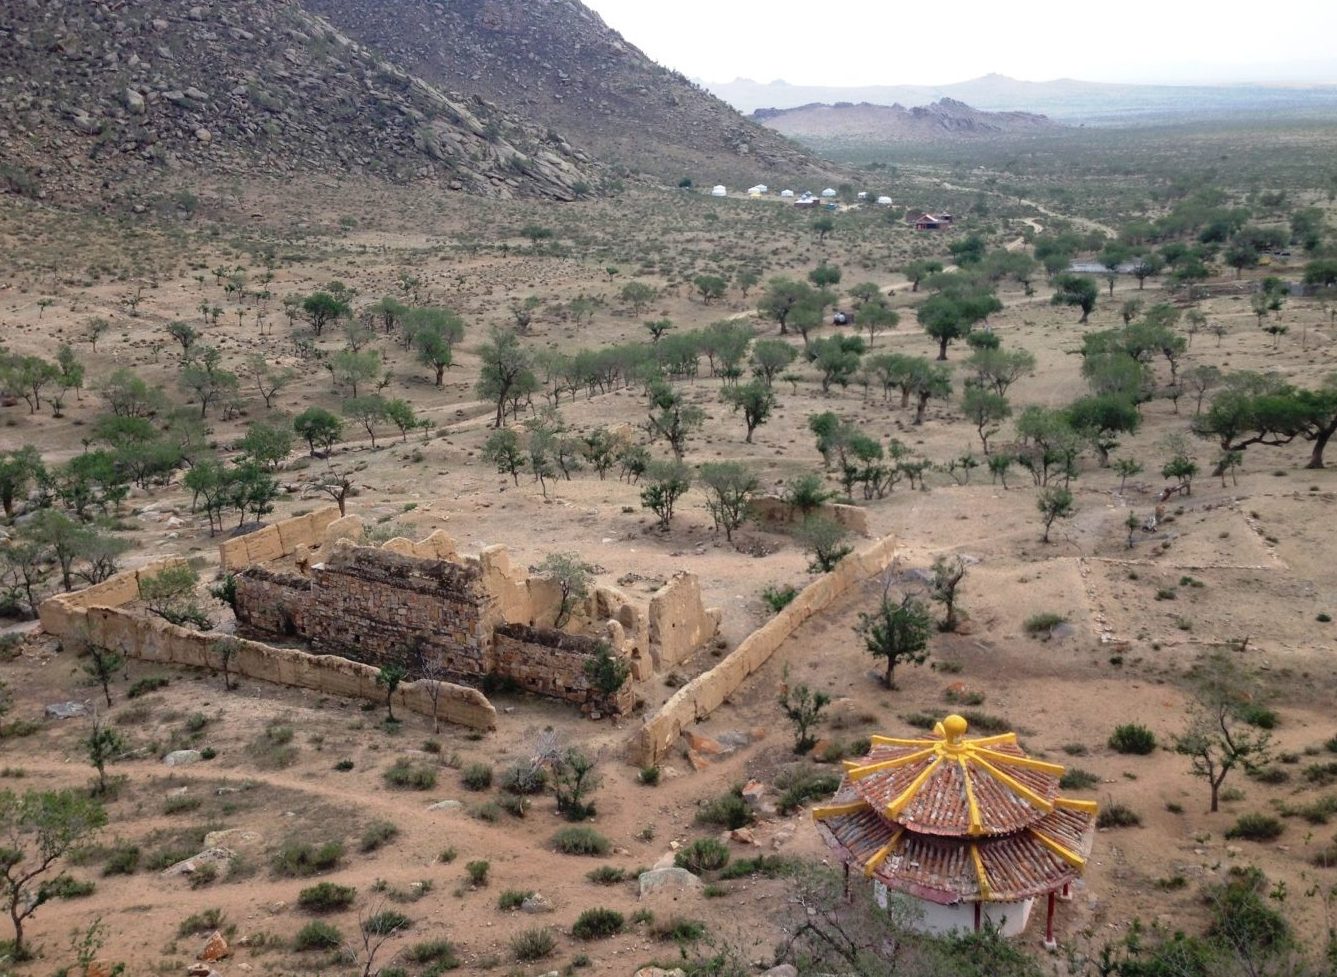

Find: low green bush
572;907;624;940
552;827;611;856
674;838;729;874
1108;724;1157;755
271;840;344;878
511;927;556;962
1225;813;1284;841
297;882;356;913
294;920;342;951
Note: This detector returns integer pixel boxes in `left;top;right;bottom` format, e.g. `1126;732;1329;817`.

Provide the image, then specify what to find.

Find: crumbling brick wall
234;543;494;683
493;623;634;716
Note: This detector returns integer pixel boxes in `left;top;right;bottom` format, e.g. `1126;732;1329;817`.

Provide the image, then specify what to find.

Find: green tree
901;259;943;292
759;278;819;336
721;379;776;443
80;645;123;709
929;554;968;632
916;291;998;360
811;215;836;241
1066;394;1141;467
693;274;728;305
855;590;932;689
807;262;841;288
375;663;407;723
1037;486;1075;543
414;316;461;387
294;407;343;457
1051;274;1099;324
384;399;427;442
796;516;852;573
0;446;45;520
806;335;865;393
619;281;658;315
750;339;798;386
966;347;1035;397
908;360;952;425
640;459;692;529
646;382;704;460
483;429;525;486
698;462;759;542
0;789;107;956
83;715;126;796
1175;650;1273;812
1128;252;1165;289
477;328;535;428
960;387;1011;455
536;552;591;629
179;346;240;418
239;420;293;471
343;396;389;448
778;674;830;754
326;349;382;398
302;291;350;336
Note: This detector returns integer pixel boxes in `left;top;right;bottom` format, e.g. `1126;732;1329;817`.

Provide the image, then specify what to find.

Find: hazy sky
581;0;1337;87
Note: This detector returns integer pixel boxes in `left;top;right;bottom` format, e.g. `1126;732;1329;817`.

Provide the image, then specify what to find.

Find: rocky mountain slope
300;0;831;184
753;98;1059;146
0;0;600;202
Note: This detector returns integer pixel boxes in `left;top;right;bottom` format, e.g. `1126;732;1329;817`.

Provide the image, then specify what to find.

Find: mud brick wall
493;623;634;715
38;567;496;730
234;545;495;683
628;532;899;767
219;507;341;571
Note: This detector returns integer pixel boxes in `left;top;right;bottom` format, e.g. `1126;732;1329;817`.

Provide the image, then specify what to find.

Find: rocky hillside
0;0;600;203
301;0;831;184
753;98;1060;146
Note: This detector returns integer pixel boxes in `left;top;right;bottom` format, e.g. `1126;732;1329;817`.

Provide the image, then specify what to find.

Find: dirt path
936;179;1115;237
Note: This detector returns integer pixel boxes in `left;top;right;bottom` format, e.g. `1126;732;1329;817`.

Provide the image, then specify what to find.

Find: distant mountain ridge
708;73;1337;123
753;98;1059;144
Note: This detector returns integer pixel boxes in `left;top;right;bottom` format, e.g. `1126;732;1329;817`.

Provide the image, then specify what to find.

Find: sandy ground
2;182;1337;975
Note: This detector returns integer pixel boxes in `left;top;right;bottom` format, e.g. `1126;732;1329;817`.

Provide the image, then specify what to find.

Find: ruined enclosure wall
37;557;187;637
219;506;342;571
648;573;722;669
628;532;899;767
493;623;634;715
234;544;493;683
39;565;496;730
747;496;871;537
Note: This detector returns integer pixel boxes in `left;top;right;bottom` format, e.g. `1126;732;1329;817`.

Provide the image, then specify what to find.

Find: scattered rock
44;701;89;719
520;893;553;914
684;731;726;755
685;749;711;772
427;799;463;812
163;750;203;767
123;88;146;114
634;969;687;977
638;867;703;900
194;128;212;144
203;828;264;852
729;827;757;846
199;931;229;961
161;847;235;878
762;966;798;977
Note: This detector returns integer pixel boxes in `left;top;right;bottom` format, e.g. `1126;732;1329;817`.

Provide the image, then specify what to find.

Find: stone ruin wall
747;496;871;537
628;531;899;767
38;560;496;730
228;511;722;716
233;543;493;684
493;623;635;716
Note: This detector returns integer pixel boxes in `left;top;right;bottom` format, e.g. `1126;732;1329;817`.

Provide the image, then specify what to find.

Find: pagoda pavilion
812;714;1098;947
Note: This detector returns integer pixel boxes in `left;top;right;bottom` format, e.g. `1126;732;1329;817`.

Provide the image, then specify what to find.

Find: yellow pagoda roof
812;715;1098;904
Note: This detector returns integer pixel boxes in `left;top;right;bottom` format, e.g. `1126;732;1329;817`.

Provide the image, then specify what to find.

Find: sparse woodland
2;110;1337;977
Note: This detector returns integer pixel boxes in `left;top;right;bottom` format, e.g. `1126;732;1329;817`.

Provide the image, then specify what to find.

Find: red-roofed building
812;714;1097;947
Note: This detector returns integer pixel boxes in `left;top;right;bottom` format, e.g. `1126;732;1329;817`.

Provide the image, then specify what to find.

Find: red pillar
843;862;851;903
1044;891;1057;950
973;902;982;932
